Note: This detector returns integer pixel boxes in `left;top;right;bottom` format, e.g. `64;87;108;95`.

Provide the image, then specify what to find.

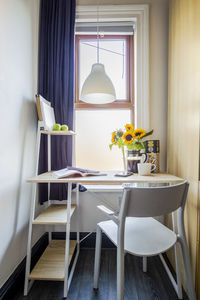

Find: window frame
75;34;134;110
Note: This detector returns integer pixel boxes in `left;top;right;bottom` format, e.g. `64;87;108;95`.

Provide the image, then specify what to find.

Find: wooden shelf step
40;130;76;136
29;240;76;281
33;204;76;225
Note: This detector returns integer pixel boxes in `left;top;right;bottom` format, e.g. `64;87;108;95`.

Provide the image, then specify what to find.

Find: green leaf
142;129;154;139
109;144;113;150
140;142;145;149
118;138;123;148
127;144;134;150
133;141;144;150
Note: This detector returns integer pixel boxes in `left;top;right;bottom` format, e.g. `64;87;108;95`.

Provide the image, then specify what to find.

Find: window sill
75;102;134;110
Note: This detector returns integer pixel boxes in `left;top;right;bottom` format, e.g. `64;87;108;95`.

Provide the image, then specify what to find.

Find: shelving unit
24;99;79;299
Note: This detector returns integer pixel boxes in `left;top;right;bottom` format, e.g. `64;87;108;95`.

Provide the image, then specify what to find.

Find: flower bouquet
109;124;153;172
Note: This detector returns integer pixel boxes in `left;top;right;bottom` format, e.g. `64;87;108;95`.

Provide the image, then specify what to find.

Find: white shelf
40;130;76;135
29;240;76;281
33;204;76;225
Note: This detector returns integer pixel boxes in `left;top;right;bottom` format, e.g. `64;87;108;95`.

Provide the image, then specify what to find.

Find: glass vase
121;145;127;174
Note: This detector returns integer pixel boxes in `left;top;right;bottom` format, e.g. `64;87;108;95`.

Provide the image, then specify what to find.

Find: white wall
76;0;169;172
0;0;42;288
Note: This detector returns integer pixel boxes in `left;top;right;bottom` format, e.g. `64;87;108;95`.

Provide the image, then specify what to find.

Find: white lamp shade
80;63;116;104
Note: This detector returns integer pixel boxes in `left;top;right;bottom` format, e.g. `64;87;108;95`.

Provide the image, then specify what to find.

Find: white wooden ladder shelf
24;95;77;298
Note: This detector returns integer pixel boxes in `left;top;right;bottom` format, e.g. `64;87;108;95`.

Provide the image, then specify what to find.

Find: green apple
61;124;68;131
53;123;61;131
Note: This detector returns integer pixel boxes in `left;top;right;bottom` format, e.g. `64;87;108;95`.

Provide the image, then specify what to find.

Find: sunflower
123;131;134;144
133;128;146;139
125;123;134;132
111;131;118;144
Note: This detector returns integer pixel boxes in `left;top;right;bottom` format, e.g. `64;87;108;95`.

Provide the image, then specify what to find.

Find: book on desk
52;166;107;179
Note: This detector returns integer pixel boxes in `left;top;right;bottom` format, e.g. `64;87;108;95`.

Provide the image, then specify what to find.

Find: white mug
138;163;156;176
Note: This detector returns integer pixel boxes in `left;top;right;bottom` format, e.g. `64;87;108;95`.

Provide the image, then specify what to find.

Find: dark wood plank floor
13;249;188;300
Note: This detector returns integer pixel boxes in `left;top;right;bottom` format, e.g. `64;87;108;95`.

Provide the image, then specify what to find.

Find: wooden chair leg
94;225;102;289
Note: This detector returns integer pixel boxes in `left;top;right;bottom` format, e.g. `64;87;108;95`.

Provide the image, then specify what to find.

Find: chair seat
98;217;177;256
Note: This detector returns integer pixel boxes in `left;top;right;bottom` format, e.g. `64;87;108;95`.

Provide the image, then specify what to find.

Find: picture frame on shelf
36;94;56;130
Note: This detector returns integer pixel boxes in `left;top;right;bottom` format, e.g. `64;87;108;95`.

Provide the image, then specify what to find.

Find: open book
52;167;107;179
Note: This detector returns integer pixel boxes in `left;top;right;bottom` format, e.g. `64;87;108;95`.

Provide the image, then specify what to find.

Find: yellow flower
123;131;134;144
125;123;134;132
111;131;117;144
133;128;146;139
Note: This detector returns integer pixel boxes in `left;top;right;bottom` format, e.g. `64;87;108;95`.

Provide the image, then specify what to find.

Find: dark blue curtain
38;0;75;203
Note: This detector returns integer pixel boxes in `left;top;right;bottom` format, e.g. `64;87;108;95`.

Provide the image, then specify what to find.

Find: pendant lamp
80;7;116;104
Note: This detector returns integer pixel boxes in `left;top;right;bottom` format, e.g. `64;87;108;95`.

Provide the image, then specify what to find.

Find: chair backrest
119;181;188;220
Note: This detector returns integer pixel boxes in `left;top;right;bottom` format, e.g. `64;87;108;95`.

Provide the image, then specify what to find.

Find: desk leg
24;183;37;295
24;126;41;296
64;183;72;298
47;134;52;243
76;184;80;253
66;184;80;293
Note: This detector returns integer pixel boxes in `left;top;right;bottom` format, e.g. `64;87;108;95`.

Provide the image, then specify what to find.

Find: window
75;35;134;109
75;34;134;171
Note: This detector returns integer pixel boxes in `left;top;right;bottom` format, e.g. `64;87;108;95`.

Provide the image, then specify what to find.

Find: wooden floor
14;249;188;300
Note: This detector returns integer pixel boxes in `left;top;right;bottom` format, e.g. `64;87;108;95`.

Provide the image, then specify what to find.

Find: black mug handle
143;153;147;163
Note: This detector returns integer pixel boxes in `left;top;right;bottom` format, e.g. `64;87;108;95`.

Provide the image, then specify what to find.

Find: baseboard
0;233;48;300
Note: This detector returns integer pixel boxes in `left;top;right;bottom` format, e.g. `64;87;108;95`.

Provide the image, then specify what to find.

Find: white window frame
75;4;150;130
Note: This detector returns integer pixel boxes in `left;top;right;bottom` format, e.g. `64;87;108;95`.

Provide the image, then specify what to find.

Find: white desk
25;171;183;298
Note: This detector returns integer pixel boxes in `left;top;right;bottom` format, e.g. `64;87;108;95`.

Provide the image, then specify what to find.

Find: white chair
93;182;196;300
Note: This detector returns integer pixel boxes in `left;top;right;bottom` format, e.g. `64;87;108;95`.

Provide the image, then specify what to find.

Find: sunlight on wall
75;109;131;171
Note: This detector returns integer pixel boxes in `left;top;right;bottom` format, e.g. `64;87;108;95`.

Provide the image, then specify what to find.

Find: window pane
75;110;131;171
79;38;127;100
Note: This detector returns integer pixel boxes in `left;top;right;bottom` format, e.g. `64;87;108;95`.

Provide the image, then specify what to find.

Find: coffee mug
138;163;156;176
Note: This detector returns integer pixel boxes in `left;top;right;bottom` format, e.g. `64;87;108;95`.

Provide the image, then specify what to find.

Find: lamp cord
97;4;100;63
